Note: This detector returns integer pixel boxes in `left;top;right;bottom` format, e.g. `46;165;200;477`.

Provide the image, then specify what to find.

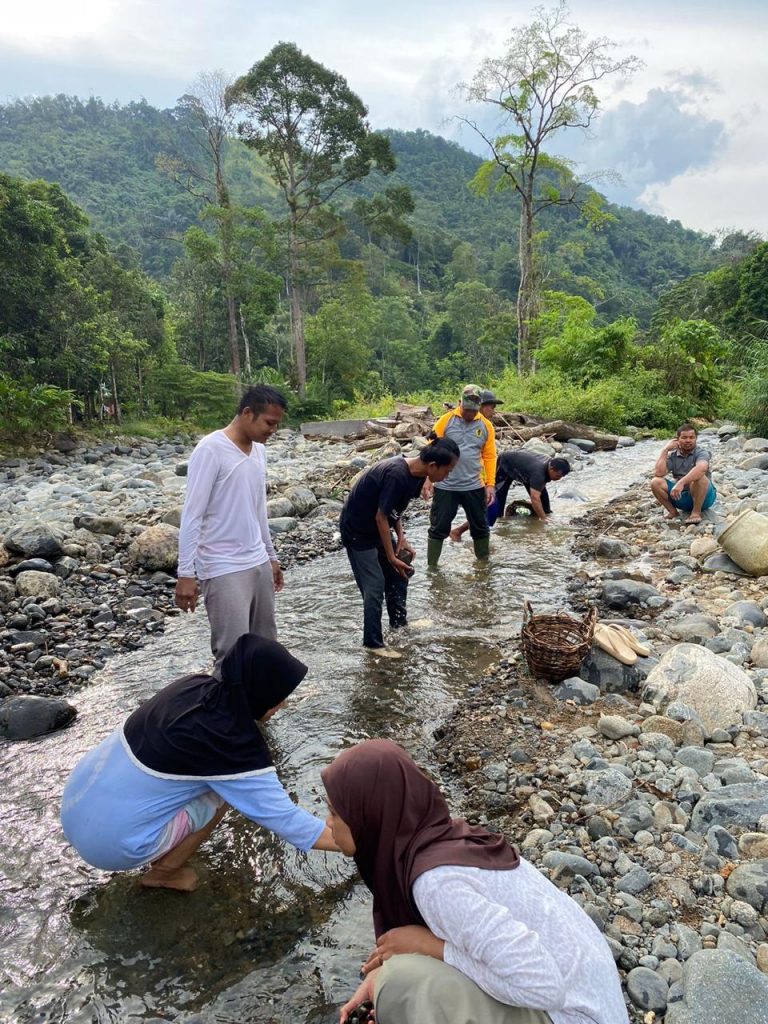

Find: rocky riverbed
0;429;366;725
433;426;768;1023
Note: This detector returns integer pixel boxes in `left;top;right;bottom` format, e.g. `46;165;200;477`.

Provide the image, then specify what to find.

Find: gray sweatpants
201;562;276;675
375;955;552;1024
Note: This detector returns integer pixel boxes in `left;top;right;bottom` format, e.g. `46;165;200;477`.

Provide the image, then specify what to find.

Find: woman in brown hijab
322;740;627;1024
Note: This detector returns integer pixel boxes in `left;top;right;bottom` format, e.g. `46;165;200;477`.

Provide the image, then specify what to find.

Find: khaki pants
200;562;276;675
375;954;552;1024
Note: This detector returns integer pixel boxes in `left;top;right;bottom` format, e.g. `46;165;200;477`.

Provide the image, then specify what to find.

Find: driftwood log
494;419;618;450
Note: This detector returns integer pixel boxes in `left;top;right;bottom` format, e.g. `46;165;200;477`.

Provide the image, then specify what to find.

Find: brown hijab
321;739;520;937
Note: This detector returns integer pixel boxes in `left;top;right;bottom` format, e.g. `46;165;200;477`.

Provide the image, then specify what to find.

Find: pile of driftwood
302;405;619;452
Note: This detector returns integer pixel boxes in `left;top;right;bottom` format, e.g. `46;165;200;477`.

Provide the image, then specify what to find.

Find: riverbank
433;428;768;1022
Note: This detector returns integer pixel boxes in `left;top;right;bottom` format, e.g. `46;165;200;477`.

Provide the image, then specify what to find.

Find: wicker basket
521;600;596;682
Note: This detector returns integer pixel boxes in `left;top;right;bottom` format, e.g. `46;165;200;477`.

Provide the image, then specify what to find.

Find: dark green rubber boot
473;535;490;560
427;538;444;567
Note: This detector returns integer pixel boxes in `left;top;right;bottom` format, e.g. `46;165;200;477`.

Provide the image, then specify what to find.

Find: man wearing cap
427;384;497;565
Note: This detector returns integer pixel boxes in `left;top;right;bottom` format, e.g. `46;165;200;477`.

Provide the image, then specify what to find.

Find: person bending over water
61;635;338;891
322;740;627;1024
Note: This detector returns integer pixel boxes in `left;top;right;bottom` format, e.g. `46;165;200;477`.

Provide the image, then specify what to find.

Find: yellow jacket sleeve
432;411;452;438
481;417;497;487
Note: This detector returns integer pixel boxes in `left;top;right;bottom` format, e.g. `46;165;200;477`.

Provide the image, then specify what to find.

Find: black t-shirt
340;456;425;549
497;450;549;493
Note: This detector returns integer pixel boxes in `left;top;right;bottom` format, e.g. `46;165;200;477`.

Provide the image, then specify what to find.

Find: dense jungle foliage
0;92;766;441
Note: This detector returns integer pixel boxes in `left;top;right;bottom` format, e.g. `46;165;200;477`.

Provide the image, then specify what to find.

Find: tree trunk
226;289;240;376
109;358;122;426
516;196;536;375
415;240;421;295
288;226;307;399
239;303;252;380
136;358;144;417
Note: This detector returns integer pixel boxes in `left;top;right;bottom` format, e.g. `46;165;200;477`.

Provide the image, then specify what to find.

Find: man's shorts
667;478;717;511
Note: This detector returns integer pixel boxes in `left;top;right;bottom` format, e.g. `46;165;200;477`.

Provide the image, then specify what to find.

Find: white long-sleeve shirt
412;859;628;1024
177;430;276;580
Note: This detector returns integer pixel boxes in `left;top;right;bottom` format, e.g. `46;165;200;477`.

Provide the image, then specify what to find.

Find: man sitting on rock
651;423;716;525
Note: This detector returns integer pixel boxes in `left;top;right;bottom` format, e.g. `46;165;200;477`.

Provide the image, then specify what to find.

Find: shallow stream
0;442;656;1024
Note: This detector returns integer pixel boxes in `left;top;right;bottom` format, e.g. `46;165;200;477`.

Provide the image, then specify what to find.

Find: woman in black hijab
62;635;338;891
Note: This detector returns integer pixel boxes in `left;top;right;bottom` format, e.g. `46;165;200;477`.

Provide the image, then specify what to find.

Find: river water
0;442;656;1024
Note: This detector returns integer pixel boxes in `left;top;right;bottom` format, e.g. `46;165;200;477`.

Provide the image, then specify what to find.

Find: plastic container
717;509;768;576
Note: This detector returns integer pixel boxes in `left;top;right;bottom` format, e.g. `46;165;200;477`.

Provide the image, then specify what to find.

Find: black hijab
122;634;307;777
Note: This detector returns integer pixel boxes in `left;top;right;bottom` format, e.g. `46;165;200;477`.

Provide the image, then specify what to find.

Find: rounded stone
15;570;61;600
626;966;668;1011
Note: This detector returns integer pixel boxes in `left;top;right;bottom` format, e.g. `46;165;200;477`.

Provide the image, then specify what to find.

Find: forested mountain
0;96;715;322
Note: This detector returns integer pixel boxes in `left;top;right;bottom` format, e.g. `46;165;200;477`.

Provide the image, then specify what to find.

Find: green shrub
0;373;75;440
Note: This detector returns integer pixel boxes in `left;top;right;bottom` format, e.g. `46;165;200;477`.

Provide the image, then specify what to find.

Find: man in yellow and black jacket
427;384;497;566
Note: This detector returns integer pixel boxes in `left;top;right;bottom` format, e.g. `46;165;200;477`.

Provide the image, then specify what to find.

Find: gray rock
626;967;669;1011
4;521;63;560
616;865;653;894
0;695;77;739
615;800;655;836
73;514;125;536
8;557;54;576
673;923;702;961
174;463;188;477
668;614;721;643
266;496;296;519
744;437;768;452
603;579;667;609
584;767;633;808
552;677;601;704
717;931;757;964
598;714;640;739
15;570;61;600
541;851;597;877
579;646;659;694
665;949;768;1024
643;644;757;735
595;536;631;559
283;485;318;516
0;579;16;603
741;454;768;471
617;436;637;447
706;825;739;859
725;860;768;913
690;782;768;833
268;517;298;535
571;438;597;453
724;601;767;628
129;524;180;572
160;508;182;528
675;746;715;776
702;552;752;577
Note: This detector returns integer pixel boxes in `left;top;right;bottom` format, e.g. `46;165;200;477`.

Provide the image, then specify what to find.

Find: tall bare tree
463;2;641;373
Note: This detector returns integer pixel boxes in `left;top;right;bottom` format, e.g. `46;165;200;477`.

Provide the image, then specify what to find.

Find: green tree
228;42;396;397
463;2;640;372
305;284;377;397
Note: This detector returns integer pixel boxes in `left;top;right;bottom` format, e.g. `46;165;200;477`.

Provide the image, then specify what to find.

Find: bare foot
140;866;199;891
449;528;463;543
687;515;702;525
664;511;679;521
366;646;403;660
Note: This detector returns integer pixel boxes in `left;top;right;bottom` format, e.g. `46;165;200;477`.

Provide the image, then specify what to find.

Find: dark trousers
345;544;408;649
496;480;551;517
429;487;490;541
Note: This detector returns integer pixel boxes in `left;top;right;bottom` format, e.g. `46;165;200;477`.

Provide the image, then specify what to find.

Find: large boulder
15;570;61;600
668;614;721;643
740;454;768;471
266;496;296;519
4;521;63;560
129;524;179;572
0;695;76;740
744;437;768;452
643;644;757;734
690;782;768;833
595;536;631;559
665;949;768;1024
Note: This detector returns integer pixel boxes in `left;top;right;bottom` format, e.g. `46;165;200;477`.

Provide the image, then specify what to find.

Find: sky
2;0;767;236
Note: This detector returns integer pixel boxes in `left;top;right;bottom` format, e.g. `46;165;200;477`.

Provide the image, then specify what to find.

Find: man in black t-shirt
495;450;571;521
450;449;570;540
340;438;459;658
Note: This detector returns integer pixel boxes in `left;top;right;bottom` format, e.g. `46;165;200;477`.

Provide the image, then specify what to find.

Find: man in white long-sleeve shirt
175;385;287;673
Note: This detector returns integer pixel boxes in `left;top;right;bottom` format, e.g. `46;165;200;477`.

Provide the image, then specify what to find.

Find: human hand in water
339;968;378;1023
174;577;199;613
361;925;444;975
